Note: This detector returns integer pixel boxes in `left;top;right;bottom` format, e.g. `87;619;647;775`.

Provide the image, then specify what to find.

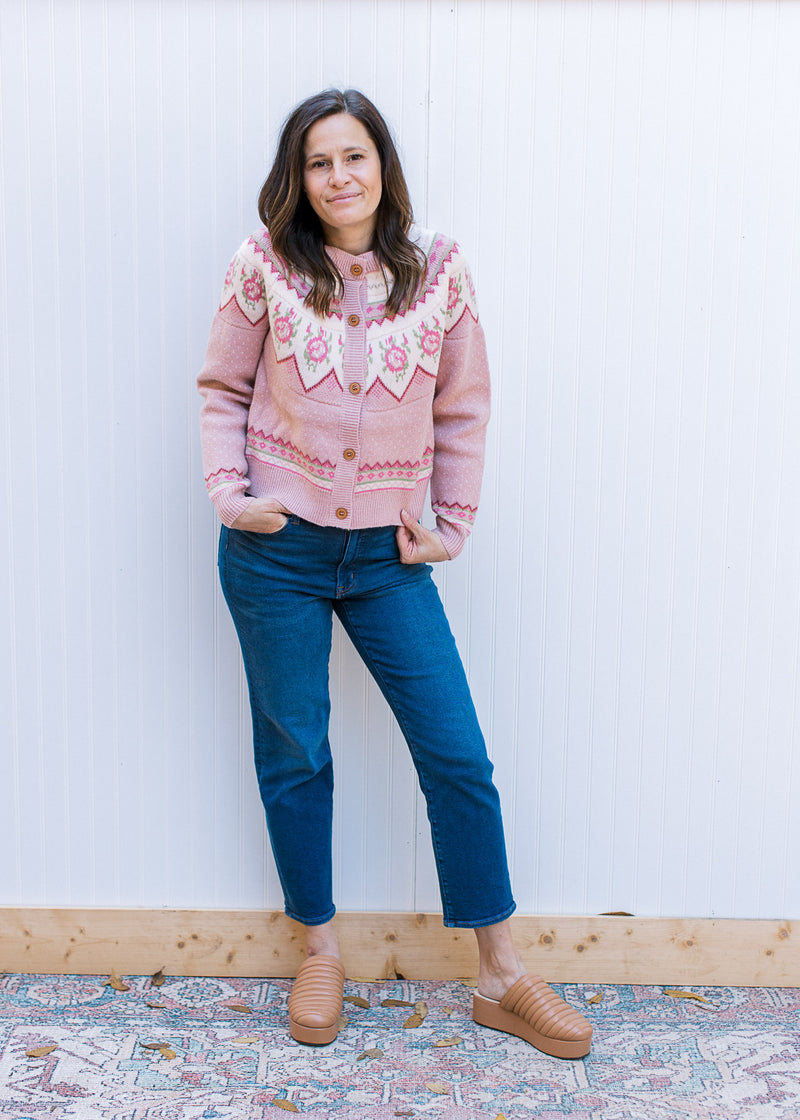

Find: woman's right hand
231;498;291;534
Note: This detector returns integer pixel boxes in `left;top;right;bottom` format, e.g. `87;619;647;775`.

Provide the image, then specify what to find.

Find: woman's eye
348;153;363;161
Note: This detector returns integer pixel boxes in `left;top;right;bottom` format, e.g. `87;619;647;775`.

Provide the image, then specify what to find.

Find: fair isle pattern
246;431;336;491
1;974;799;1119
205;466;247;501
355;449;434;494
220;227;478;402
268;295;346;392
432;500;477;529
219;253;268;325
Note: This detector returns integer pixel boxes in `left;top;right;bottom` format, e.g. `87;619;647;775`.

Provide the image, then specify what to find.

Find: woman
197;89;591;1059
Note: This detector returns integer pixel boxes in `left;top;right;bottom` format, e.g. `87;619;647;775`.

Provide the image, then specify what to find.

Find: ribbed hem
213;488;253;528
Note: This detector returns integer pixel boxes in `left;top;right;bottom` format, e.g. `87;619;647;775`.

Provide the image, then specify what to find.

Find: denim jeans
218;517;516;929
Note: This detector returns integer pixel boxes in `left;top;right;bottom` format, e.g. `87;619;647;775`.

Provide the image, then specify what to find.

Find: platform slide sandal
473;973;592;1059
288;955;346;1045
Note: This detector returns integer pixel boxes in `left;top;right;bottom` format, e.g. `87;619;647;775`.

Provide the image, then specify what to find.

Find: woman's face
303;113;383;254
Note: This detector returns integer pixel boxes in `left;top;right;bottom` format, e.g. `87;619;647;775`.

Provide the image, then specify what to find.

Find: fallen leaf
150;969;166;987
600;911;634;917
442;1006;454;1015
271;1101;299;1113
104;969;130;992
380;998;414;1008
337;1015;348;1031
26;1045;57;1058
458;978;478;987
231;1036;260;1045
425;1081;450;1095
344;995;369;1008
433;1036;461;1047
414;1000;428;1017
665;989;710;1004
402;1013;425;1029
587;993;603;1005
227;1004;252;1013
146;1002;167;1009
356;1047;383;1060
495;1115;508;1119
158;1047;176;1060
394;1112;414;1117
139;1041;167;1050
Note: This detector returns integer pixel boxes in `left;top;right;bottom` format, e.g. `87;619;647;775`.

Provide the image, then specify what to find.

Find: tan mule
288;955;345;1045
473;973;592;1059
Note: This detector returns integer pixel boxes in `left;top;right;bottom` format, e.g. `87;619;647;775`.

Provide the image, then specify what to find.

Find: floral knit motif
198;225;490;559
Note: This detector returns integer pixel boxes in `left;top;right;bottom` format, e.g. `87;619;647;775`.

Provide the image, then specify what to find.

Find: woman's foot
472;919;592;1058
288;955;345;1045
473;973;592;1059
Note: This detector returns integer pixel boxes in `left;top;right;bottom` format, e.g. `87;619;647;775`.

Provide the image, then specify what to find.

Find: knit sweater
197;224;490;558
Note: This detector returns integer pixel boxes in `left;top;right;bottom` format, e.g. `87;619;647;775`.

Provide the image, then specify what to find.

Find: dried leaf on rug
433;1036;461;1047
344;995;369;1008
150;969;166;987
104;969;130;992
271;1100;299;1112
356;1048;383;1060
26;1045;57;1058
665;989;711;1003
425;1081;450;1094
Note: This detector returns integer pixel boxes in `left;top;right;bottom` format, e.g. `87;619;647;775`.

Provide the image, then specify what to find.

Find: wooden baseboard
0;908;795;986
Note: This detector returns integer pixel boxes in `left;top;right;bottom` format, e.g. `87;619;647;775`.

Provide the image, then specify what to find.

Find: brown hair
258;89;426;318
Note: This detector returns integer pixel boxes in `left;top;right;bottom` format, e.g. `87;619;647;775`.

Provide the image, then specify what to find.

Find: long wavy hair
258;89;427;318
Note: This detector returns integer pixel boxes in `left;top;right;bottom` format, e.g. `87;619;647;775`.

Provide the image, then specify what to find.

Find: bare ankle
304;920;341;961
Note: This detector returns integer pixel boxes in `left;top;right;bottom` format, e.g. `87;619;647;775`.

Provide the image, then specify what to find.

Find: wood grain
0;909;795;985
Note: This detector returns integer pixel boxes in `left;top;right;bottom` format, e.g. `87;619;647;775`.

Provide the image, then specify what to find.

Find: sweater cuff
434;516;468;560
213;488;253;528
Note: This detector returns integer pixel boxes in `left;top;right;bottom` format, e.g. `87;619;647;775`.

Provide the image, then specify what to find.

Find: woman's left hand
396;509;450;564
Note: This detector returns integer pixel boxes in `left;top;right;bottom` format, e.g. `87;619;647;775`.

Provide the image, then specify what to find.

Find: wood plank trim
0;909;795;986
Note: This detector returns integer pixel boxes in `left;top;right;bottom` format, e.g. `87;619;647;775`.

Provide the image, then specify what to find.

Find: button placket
329;264;368;525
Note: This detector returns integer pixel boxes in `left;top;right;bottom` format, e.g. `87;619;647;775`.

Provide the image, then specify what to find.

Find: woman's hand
396;509;450;564
231;498;291;534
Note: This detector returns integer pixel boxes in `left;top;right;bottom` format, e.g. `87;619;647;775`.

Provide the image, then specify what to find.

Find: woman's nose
328;160;350;185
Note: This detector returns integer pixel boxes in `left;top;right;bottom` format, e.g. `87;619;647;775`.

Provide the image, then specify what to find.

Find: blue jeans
218;518;516;929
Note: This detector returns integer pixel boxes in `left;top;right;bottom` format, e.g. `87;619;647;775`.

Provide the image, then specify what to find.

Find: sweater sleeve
429;251;491;559
197;248;270;526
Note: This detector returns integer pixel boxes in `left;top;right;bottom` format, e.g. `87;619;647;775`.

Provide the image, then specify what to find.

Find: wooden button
336;507;348;519
349;382;361;394
350;263;363;276
348;314;360;326
343;448;356;460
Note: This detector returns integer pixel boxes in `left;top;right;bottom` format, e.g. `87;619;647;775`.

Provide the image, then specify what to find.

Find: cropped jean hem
443;900;517;930
285;904;337;927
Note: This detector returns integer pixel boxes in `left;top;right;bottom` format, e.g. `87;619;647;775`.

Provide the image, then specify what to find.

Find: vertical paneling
2;0;799;923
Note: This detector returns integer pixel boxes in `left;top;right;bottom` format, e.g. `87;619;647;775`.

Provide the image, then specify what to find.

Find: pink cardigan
197;225;490;558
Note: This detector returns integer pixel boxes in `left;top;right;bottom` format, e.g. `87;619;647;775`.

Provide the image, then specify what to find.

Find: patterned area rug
0;973;798;1119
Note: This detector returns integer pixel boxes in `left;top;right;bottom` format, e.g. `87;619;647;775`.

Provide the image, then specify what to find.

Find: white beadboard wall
2;0;799;923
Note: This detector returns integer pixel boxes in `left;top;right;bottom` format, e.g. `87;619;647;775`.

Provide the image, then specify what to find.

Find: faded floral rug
0;973;798;1119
